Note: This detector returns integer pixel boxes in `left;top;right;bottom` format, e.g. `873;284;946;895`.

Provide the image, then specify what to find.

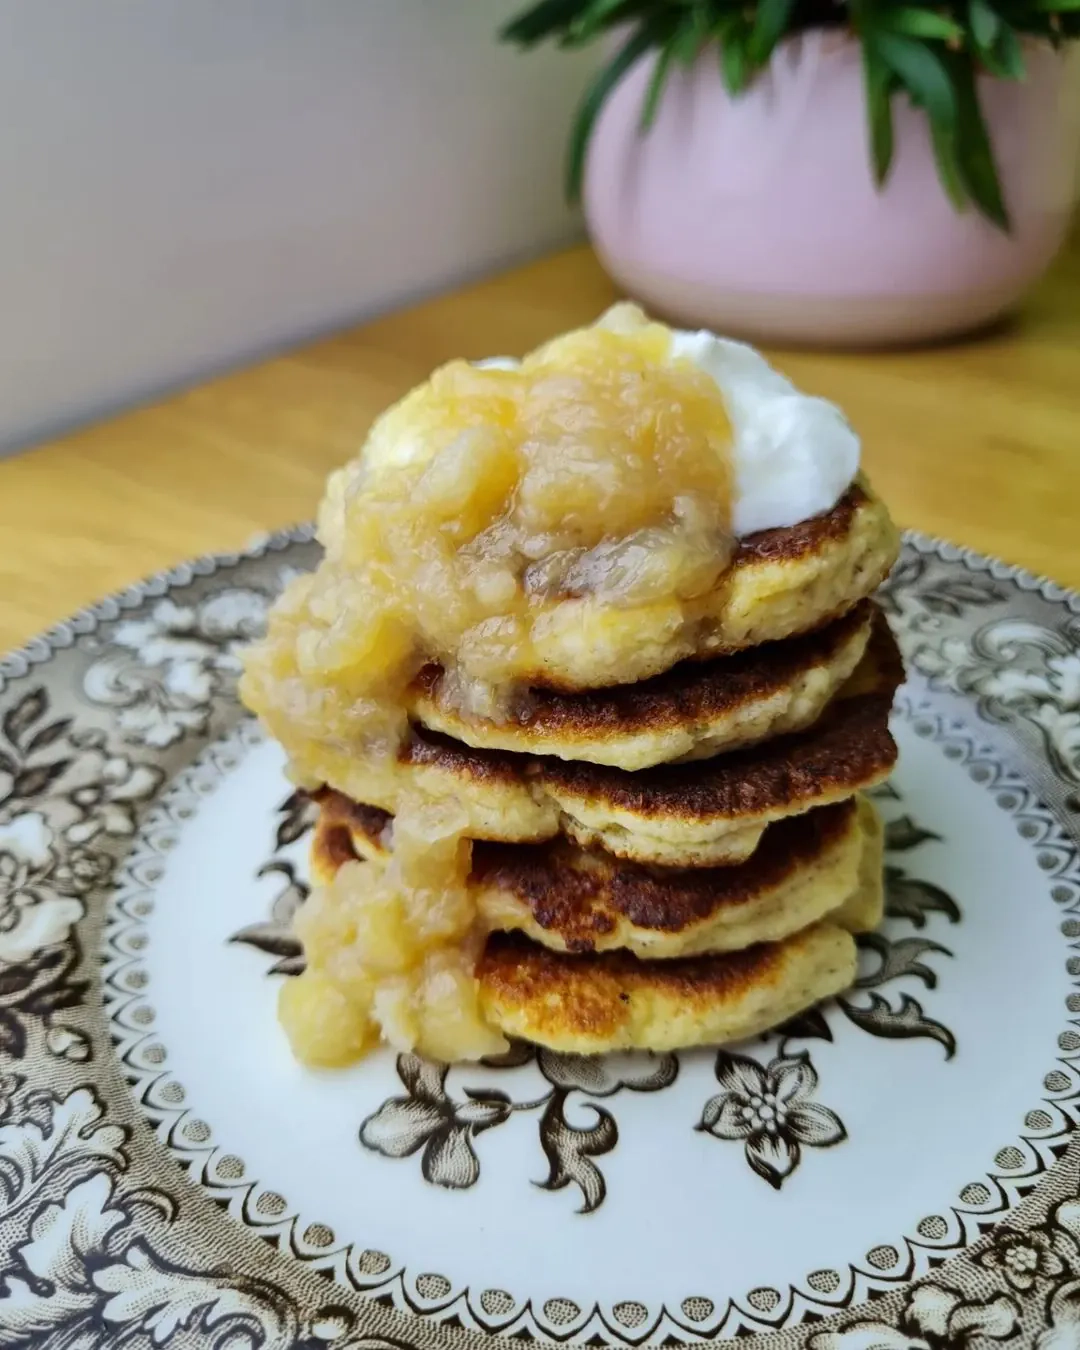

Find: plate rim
3;523;1080;1350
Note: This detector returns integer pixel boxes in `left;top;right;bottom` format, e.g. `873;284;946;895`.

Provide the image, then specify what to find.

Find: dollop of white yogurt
668;328;859;536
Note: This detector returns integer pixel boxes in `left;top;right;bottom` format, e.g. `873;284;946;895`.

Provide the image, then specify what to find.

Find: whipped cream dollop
478;322;859;539
669;330;859;536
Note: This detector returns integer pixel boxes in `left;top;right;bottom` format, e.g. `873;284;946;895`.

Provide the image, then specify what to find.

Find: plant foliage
502;0;1080;228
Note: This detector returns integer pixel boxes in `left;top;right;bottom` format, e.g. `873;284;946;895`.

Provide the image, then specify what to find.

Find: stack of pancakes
308;482;902;1056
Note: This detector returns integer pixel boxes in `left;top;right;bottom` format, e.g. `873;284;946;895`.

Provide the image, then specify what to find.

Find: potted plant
502;0;1080;345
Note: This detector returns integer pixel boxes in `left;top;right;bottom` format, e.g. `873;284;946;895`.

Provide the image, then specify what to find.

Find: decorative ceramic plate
4;531;1080;1350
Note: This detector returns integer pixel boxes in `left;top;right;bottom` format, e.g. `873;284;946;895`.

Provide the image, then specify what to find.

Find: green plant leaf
566;20;668;199
950;52;1010;227
928;119;969;210
564;0;656;46
716;14;752;93
640;35;677;128
509;0;1023;229
502;0;589;45
671;3;712;65
579;0;643;25
969;0;1002;47
879;6;965;39
863;46;896;184
748;0;796;63
977;17;1026;77
871;30;958;127
1031;0;1080;11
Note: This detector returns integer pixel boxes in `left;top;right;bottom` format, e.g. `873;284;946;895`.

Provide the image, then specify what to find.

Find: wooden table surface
2;242;1078;653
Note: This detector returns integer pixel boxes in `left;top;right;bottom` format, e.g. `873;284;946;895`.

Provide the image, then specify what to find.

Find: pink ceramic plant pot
583;33;1080;346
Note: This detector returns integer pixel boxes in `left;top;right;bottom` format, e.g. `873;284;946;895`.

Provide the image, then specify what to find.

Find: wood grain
2;242;1078;653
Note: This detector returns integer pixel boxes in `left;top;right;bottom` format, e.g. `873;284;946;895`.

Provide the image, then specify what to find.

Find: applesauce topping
241;303;736;1066
277;797;507;1065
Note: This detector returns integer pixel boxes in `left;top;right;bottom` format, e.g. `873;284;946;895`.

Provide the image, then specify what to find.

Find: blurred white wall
0;1;592;453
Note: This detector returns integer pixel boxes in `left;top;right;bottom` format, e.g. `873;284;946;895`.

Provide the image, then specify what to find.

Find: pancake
314;461;896;697
834;794;885;932
475;924;857;1054
312;792;882;960
309;608;901;868
473;796;882;957
539;669;897;866
409;602;873;771
483;477;897;691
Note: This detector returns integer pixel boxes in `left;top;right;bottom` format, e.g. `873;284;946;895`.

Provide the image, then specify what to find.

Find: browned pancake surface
470;800;856;947
537;686;894;823
479;930;785;1022
401;609;901;831
474;925;857;1052
312;791;861;949
735;482;867;566
412;603;870;741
